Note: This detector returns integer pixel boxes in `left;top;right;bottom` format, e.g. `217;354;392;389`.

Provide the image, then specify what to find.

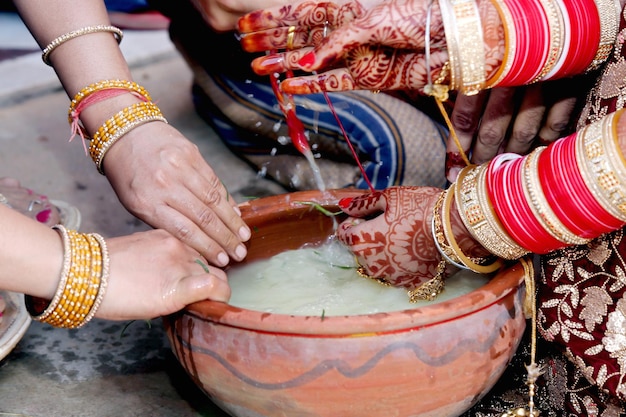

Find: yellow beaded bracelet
68;80;152;126
89;101;168;174
25;226;109;329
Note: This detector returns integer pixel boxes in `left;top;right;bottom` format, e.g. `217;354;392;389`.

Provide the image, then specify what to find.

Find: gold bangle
82;232;109;325
45;230;92;327
432;191;469;269
577;109;626;222
25;227;106;329
455;164;529;260
438;0;486;94
442;184;503;274
89;102;167;173
484;0;515;88
407;260;447;302
522;147;590;245
42;25;123;66
587;0;620;72
96;115;168;174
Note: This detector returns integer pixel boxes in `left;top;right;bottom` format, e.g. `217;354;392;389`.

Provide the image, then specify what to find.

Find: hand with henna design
238;0;504;94
336;186;447;290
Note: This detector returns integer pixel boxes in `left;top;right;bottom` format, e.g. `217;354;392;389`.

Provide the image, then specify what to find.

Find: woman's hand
336;186;443;290
239;0;450;93
190;0;290;32
103;122;251;268
238;0;503;94
96;229;230;321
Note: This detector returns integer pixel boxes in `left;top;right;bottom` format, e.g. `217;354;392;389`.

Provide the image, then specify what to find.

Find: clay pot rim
183;190;526;336
185;262;524;336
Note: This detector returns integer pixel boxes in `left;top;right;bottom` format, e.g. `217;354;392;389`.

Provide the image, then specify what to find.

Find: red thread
269;51;375;192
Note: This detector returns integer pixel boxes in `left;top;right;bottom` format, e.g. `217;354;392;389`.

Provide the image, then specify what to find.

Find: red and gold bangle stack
576;109;626;223
89;101;168;174
438;0;486;95
24;225;110;329
455;163;529;260
468;111;626;256
539;132;620;236
487;0;610;87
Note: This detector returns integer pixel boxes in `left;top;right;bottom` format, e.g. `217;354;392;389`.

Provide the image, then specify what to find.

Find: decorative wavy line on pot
169;303;518;390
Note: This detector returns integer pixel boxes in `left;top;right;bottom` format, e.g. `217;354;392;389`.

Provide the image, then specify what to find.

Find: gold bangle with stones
455;164;529;260
438;0;486;95
533;0;565;82
577;110;626;222
68;80;152;126
587;0;621;72
407;259;447;303
42;25;123;66
522;147;591;246
442;184;503;274
89;101;167;172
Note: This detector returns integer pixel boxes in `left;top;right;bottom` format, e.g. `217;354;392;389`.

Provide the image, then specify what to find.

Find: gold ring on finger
286;26;296;50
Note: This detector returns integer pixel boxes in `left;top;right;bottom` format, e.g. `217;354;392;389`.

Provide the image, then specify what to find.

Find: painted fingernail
36;208;52;223
298;51;316;68
338;197;354;209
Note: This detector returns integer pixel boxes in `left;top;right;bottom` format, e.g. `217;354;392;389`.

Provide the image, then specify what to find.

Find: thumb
174;273;231;307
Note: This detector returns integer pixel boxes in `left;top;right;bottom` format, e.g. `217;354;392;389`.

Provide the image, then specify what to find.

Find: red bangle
545;0;600;79
487;154;561;253
540;133;623;237
497;0;550;86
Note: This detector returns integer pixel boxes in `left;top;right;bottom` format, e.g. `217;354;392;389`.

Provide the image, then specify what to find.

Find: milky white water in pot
227;237;490;316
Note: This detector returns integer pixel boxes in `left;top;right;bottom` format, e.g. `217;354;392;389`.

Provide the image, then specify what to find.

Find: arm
13;0;251;267
0;205;230;322
337;110;626;291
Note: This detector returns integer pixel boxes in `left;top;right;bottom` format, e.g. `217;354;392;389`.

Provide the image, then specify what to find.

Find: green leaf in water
295;201;342;217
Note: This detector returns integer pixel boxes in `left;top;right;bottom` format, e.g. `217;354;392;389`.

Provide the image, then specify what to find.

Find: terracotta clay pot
164;190;527;417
